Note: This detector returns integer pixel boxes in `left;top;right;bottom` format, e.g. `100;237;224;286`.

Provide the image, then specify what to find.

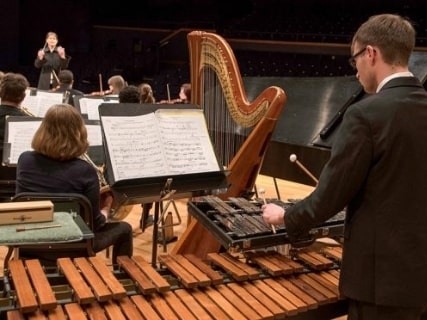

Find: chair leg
4;247;15;271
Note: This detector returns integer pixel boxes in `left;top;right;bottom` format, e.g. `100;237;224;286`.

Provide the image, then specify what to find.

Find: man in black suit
263;14;427;319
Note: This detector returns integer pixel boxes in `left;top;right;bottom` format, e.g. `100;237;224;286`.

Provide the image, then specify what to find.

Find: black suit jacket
285;76;427;308
34;48;71;90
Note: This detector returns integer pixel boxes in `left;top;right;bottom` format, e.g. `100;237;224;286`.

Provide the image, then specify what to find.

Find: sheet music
79;98;118;120
4;119;103;165
22;90;63;117
5;120;41;164
101;109;221;181
86;124;103;146
22;90;40;115
35;91;63;117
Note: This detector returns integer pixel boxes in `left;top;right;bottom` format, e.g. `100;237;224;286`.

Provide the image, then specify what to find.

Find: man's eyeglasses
348;47;367;69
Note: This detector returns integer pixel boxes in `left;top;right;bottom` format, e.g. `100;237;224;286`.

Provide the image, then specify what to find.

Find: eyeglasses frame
349;47;367;69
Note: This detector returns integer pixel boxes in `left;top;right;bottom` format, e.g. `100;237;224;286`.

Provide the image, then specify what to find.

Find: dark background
1;0;426;98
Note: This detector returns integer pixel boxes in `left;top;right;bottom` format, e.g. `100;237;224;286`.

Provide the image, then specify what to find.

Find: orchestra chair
0;179;15;202
0;166;17;203
5;192;95;270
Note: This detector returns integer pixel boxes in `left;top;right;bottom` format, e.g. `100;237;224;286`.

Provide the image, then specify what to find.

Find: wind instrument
80;153;133;221
21;106;36;117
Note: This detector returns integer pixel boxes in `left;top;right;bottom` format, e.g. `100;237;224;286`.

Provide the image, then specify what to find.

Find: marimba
2;246;346;319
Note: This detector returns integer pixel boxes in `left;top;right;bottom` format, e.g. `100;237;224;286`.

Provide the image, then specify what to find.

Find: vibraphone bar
188;196;346;250
2;247;347;319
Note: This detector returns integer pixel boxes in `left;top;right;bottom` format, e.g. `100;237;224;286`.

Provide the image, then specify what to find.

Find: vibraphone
2;246;346;319
188;196;346;250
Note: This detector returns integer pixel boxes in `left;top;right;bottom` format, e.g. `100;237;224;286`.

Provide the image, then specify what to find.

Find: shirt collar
376;71;414;92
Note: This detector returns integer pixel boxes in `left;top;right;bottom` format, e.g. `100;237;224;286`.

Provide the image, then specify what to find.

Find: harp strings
200;44;252;167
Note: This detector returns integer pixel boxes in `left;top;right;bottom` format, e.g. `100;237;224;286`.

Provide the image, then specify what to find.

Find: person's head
108;75;126;94
119;85;141;103
179;83;191;102
138;83;155;103
350;14;415;93
0;72;29;105
58;69;74;87
32;104;89;161
45;31;59;49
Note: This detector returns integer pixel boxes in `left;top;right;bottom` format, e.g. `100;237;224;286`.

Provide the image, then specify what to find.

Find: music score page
4;119;103;165
101;109;221;182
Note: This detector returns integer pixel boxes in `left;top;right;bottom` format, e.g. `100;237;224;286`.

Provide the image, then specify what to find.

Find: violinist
158;83;191;104
138;83;155;103
178;83;191;103
51;70;84;106
34;31;71;90
89;75;126;97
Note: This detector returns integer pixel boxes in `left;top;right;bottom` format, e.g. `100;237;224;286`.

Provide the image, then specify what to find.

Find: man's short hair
119;85;140;103
58;70;74;84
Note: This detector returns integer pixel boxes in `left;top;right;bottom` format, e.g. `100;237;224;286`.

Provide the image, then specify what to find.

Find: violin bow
99;73;103;93
166;83;171;102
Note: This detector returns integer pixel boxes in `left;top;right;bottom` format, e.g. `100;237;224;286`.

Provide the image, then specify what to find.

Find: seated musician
118;85;140;103
15;104;133;266
158;83;191;104
106;75;126;96
177;83;191;103
138;83;156;103
0;73;31;201
52;69;84;106
88;74;126;97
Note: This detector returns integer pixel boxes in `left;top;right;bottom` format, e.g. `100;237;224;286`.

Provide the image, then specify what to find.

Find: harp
172;31;286;258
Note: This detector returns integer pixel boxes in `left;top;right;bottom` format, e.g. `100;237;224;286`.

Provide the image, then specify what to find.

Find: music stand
3;117;104;167
98;103;229;266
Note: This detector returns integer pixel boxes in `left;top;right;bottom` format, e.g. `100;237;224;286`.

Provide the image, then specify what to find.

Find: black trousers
93;221;133;264
348;299;427;320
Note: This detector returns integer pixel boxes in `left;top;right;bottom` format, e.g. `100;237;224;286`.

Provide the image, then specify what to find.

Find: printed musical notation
22;90;63;117
100;109;221;182
78;97;118;120
3;118;103;165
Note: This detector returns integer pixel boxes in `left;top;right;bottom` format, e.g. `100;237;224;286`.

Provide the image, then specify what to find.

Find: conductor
34;31;71;90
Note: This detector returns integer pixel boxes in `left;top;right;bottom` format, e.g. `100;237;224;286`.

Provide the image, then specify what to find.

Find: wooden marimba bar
3;246;346;319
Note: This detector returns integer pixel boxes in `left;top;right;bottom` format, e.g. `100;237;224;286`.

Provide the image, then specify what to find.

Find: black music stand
98;103;229;267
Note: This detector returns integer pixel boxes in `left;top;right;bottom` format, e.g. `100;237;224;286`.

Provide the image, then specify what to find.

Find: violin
157;98;184;104
85;73;112;96
86;89;112;96
50;85;61;92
